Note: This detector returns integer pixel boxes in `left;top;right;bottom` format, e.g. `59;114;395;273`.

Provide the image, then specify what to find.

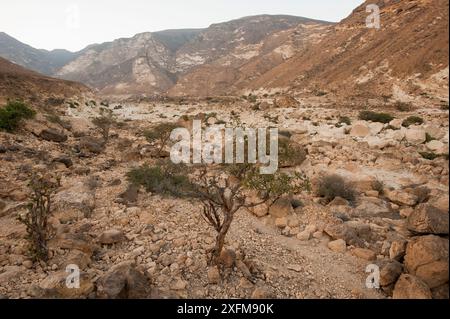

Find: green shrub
0;101;36;132
359;111;394;124
402;116;424;127
419;152;439;160
338;116;352;126
316;174;356;204
425;133;435;143
143;122;179;156
127;162;191;197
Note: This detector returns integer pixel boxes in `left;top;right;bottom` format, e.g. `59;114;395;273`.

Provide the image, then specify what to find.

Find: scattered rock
404;235;449;289
274;95;297;108
350;123;370;137
405;128;426;145
380;261;403;287
207;267;221;284
328;239;346;253
393;274;432;299
37;271;94;298
98;229;126;245
389;240;407;261
407;204;449;235
352;248;376;261
275;217;288;228
251;286;274;299
40;129;68;143
96;261;153;299
269;198;293;218
385;189;418;206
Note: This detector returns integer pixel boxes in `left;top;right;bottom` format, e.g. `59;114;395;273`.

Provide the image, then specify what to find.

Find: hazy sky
0;0;364;52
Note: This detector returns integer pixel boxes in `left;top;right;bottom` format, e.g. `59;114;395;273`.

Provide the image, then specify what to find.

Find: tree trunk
211;210;234;265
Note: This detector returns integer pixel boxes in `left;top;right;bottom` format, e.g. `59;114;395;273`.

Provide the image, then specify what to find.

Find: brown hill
247;0;449;103
0;57;89;104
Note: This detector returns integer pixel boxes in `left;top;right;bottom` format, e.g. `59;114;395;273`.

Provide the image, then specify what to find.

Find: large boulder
405;128;426;145
268;197;293;218
40;129;68;143
380;261;403;288
96;261;153;299
385;189;418;206
404;235;449;289
37;271;94;299
393;274;432;299
53;180;96;220
350;122;370;137
407;204;449;235
426;140;448;155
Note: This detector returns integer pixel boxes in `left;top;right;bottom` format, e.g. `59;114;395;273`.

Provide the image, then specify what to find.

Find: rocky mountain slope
0;57;90;104
56;15;329;95
248;0;449;103
0;32;78;76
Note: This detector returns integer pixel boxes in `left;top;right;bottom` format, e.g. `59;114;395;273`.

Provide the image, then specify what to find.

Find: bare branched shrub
143;123;179;157
18;174;60;262
316;174;356;204
128;161;309;266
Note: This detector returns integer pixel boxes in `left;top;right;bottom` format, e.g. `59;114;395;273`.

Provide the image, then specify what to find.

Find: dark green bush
127;163;192;197
316;174;356;204
402;116;424;127
0;101;36;132
338;116;352;126
419;152;439;160
359;111;394;124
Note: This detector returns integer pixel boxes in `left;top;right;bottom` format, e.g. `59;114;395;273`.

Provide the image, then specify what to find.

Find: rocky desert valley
0;0;449;300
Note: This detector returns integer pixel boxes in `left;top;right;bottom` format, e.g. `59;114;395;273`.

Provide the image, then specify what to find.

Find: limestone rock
96;261;153;299
328;239;346;253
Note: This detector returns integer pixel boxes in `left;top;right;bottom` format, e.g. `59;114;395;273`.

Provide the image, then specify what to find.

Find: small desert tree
92;110;116;145
128;161;309;265
18;174;60;262
143;123;179;157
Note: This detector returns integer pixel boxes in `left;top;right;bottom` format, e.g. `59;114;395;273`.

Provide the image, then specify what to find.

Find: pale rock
207;267;221;284
328;239;346;253
389;119;403;130
352;248;376;261
405;128;426;145
275;217;288;228
297;230;311;241
426;140;446;154
350;122;370;137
